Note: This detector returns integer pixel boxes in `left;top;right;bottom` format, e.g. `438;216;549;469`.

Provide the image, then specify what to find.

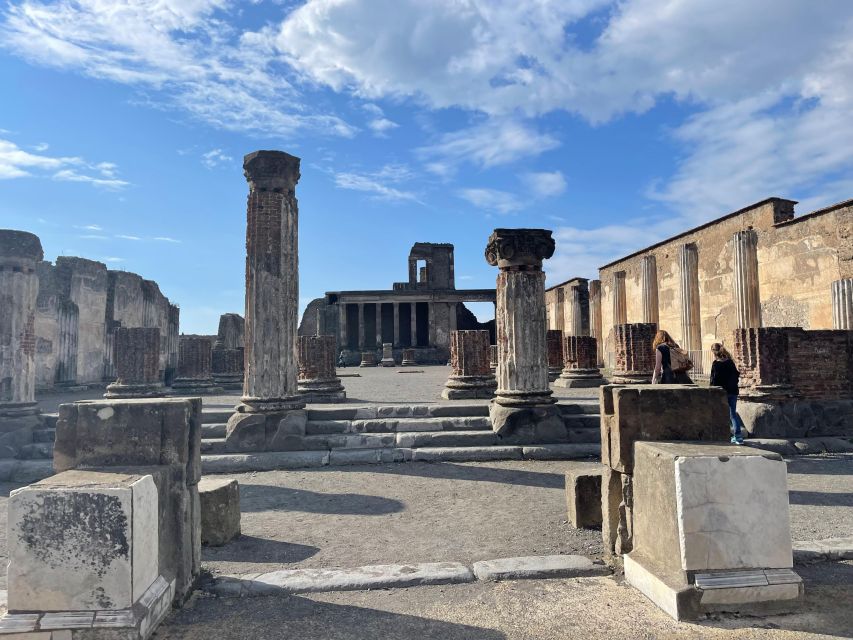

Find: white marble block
7;470;159;612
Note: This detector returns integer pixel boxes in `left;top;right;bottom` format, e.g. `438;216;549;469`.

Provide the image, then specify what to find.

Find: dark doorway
400;303;412;347
364;304;377;348
416;302;429;347
381;303;395;344
345;304;359;349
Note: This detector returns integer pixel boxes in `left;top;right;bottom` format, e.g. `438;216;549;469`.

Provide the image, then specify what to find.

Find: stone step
567;428;600;444
32;428;56;443
305;416;494;435
42;413;59;429
202;423;227;438
301;433;398;450
202;409;233;424
305;404;491;421
562;414;600;429
201;438;227;455
557;401;600;416
397;430;499;448
17;442;54;460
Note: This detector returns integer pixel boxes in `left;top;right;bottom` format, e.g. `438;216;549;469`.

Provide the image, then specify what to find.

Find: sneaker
730;436;744;445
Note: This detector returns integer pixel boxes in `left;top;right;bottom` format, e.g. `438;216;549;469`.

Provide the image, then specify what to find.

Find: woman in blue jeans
709;343;745;444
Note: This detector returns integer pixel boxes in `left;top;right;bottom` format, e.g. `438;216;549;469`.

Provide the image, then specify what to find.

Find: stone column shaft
611;323;657;384
733;230;761;329
0;230;42;414
442;330;496;399
555;335;604;388
410;302;418;347
375;303;382;348
106;327;164;398
393;302;400;346
679;243;701;352
358;303;366;350
613;271;627;326
174;337;221;394
640;255;659;325
297;335;345;402
570;287;584;336
339;303;348;349
589;280;603;367
239;150;303;412
546;329;564;381
832;279;853;330
485;228;556;434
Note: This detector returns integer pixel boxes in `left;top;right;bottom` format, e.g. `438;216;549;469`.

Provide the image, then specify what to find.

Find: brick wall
734;327;853;400
546;329;564;369
564;335;598;370
613;323;657;375
449;330;491;377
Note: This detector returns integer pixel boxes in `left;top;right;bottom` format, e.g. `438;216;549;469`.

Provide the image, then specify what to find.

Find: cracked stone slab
214;562;475;596
472;555;608;581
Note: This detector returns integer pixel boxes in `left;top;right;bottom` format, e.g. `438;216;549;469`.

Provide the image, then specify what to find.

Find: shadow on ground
202;535;319;564
785;454;853;476
361;461;568;489
238;484;405;515
789;490;853;507
160;593;507;640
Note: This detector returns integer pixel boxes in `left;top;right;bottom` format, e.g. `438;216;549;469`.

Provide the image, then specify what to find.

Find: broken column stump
401;348;417;366
546;329;564;382
610;323;657;384
380;343;396;367
297;335;346;403
441;330;496;400
554;335;606;388
565;468;602;528
199;477;241;546
172;336;223;395
105;327;165;398
359;351;378;367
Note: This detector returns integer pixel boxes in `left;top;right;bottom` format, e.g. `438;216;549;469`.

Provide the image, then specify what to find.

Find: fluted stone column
358;303;366;349
380;342;395;367
613;271;627;325
640;255;659;325
105;327;164;398
554;336;605;388
338;303;348;350
441;330;496;399
393;302;400;346
546;329;564;381
401;348;417;366
173;337;222;394
569;287;585;336
0;230;42;423
225;151;307;454
297;335;345;403
832;279;853;330
589;280;603;367
733;230;761;328
485;228;559;435
489;344;498;372
410;303;418;347
679;243;701;351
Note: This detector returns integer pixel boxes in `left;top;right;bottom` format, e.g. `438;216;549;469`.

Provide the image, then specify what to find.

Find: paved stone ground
34;365;599;413
160;562;853;640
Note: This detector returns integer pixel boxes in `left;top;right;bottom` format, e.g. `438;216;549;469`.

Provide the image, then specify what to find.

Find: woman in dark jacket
710;343;745;444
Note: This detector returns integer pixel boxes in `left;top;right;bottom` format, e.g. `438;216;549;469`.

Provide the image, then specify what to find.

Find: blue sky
2;0;853;333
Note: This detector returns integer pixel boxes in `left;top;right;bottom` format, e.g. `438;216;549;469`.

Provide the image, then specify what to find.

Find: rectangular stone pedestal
625;442;801;620
565;468;602;528
200;477;241;546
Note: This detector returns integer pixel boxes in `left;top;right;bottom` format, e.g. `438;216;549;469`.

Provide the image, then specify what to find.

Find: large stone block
565;469;602;528
599;385;730;474
626;442;800;620
199;477;241;546
7;470;158;612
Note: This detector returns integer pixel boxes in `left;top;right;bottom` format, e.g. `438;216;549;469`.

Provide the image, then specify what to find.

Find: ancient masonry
225;151;308;453
301;242;496;365
380;342;396;367
486;228;559;434
554;335;605;388
173;337;222;395
212;313;244;390
297;335;346;403
546;329;564;381
441;330;497;400
610;323;656;384
105;327;164;398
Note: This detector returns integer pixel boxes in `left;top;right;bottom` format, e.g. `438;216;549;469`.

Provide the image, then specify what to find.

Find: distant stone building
594;197;853;374
300;242;496;364
11;240;181;390
545;277;590;337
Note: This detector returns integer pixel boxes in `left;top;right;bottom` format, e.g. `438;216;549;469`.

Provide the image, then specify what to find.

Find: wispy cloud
115;234;141;241
78;234;108;240
456;187;523;214
333;163;420;202
153;236;181;243
102;256;124;263
0;137;128;188
201;148;232;169
523;171;566;198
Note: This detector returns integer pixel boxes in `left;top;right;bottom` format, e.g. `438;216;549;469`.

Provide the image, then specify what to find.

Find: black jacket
710;358;740;395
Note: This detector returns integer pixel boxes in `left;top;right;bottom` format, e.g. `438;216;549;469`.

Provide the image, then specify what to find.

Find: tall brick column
105;327;164;398
173;337;222;394
555;335;605;388
485;228;559;434
441;330;496;399
546;329;564;381
225;151;307;453
0;230;42;423
297;335;345;403
611;323;656;384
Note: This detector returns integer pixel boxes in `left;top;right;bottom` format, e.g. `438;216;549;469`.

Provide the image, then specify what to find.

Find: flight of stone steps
200;401;601;472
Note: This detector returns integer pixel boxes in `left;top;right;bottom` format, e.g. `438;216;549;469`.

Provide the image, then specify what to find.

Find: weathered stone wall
599;198;853;367
734;327;853;400
545;278;589;336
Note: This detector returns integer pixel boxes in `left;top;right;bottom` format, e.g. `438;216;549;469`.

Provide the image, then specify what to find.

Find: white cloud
115;234;141;241
79;224;102;231
102;256;124;263
334;163;419;202
1;0;355;139
201;148;232;169
523;171;566;198
368;118;399;136
0;137;128;188
32;142;49;151
457;187;523;214
78;234;108;240
418;119;559;172
153;236;181;243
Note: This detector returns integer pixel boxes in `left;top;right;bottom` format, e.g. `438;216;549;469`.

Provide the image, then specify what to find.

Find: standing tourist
710;343;745;444
651;330;693;384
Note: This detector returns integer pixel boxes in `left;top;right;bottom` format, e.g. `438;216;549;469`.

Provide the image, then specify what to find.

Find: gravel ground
159;562;853;640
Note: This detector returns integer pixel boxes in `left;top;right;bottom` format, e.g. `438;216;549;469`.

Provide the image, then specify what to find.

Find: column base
225;407;308;453
488;398;560;436
213;373;244;391
297;378;347;403
548;367;562;382
553;369;606;388
441;375;497;400
171;378;225;395
380;358;396;367
0;402;40;419
236;395;306;413
359;352;378;367
610;371;652;384
104;382;166;399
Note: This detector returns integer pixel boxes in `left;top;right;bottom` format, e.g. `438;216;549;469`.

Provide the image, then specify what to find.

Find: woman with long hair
710;342;745;444
651;329;693;384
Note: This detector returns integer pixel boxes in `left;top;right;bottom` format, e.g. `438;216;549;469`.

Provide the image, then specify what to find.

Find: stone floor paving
160;561;853;640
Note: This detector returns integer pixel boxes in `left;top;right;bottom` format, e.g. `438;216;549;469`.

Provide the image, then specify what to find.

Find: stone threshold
206;555;609;598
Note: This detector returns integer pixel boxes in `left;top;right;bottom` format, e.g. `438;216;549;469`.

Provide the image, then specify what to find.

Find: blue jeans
728;394;745;439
